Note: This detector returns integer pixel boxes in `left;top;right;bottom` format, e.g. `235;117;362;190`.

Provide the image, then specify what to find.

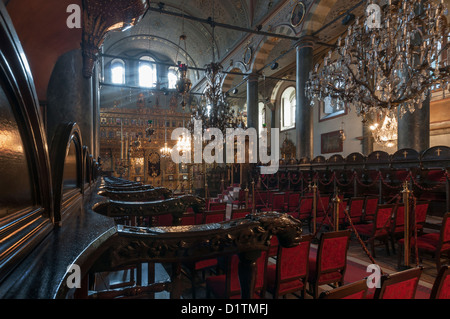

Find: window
259;102;266;137
139;56;157;88
168;67;178;89
281;87;296;130
111;59;125;84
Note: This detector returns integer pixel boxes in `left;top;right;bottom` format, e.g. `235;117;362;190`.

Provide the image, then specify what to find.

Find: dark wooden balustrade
56;211;303;299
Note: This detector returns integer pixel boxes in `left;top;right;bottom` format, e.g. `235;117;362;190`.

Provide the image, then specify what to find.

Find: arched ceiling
4;0;383;102
102;0;286;86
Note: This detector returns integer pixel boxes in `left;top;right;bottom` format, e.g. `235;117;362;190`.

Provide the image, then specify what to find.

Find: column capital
245;73;259;82
294;35;316;50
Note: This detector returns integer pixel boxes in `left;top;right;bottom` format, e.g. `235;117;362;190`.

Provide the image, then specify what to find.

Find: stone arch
221;62;247;94
300;0;339;36
250;23;297;73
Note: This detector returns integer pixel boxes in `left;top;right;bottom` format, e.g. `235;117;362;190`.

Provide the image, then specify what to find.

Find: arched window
139;56;157;88
111;59;125;84
281;87;296;130
259;102;266;137
168;67;178;89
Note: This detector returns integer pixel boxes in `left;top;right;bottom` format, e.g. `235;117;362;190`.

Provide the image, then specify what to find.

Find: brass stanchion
401;181;411;268
251;181;255;216
332;192;341;231
245;186;249;209
312;180;318;235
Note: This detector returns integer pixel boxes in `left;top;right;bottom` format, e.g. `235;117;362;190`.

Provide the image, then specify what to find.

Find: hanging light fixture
189;0;246;134
369;110;398;148
305;0;449;147
160;109;171;157
175;9;192;110
176;119;191;153
176;134;191;153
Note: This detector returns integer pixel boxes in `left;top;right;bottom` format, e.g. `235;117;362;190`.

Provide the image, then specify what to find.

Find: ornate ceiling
5;0;381;100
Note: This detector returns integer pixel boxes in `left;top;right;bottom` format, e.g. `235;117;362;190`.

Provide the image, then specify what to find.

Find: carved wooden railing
93;194;206;226
254;146;450;215
98;187;173;201
57;212;303;299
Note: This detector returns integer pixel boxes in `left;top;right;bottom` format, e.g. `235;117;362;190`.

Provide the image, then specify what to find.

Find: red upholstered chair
255;191;269;211
345;197;365;225
318;198;348;230
430;265;450;299
261;192;285;213
202;209;226;224
414;201;430;235
209;202;227;211
363;196;379;222
232;189;246;209
285;192;301;218
351;204;395;258
230;208;252;220
183;209;226;298
397;212;450;272
307;230;352;299
266;234;313;299
153;213;173;226
372;267;423;299
317;194;331;217
389;203;405;254
319;279;368;299
181;211;196;225
268;236;279;258
205;251;268;299
297;196;313;231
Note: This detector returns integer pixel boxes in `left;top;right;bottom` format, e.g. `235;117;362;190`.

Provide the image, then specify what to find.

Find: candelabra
306;0;449;131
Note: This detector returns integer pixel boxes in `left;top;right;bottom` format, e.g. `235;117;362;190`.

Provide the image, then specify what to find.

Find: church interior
0;0;450;304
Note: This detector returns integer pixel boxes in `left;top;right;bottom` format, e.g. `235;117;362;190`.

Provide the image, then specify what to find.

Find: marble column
397;94;430;152
295;37;314;159
362;121;374;155
244;73;259;186
246;73;259;130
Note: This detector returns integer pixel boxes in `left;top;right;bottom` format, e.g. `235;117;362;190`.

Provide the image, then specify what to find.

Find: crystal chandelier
188;1;246;134
160;101;172;157
160;124;171;158
369;110;398;148
160;142;172;157
176;133;191;153
306;0;449;124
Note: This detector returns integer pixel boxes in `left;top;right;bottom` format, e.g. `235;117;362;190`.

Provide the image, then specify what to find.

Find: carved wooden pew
98;187;173;201
92;194;206;227
56;212;303;299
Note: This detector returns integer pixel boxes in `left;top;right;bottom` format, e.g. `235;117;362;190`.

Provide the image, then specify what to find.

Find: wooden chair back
374;267;423;299
319;279;368;299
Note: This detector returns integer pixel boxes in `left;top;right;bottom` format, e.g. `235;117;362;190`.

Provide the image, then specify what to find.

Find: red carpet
309;247;431;299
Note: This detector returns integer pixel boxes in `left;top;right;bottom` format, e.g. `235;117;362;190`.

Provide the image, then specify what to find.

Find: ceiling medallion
290;1;305;27
243;40;253;66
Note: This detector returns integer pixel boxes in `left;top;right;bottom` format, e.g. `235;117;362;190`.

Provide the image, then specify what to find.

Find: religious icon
290;1;305;27
243;45;252;65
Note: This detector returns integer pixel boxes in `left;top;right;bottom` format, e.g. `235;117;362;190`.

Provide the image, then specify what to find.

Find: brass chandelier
189;1;246;134
306;0;449;146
